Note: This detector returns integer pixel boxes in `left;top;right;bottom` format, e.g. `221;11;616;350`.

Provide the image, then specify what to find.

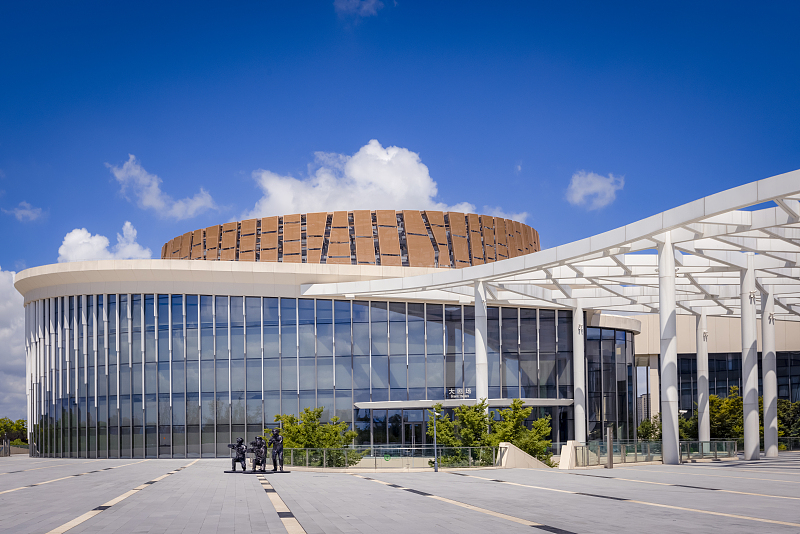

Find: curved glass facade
25;294;635;458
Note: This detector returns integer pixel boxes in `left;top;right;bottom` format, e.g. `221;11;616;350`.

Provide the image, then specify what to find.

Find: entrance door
404;422;424;447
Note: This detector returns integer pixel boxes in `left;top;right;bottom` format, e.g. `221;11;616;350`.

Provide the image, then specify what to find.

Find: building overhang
353;398;574;410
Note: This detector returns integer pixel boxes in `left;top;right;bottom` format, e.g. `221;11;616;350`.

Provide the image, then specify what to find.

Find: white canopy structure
303;168;800;464
303;170;800;319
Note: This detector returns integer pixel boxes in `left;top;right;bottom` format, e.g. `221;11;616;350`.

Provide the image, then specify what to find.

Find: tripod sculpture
268;428;284;472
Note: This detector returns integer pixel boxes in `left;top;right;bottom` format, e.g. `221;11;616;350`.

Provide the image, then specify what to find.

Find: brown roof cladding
161;210;540;268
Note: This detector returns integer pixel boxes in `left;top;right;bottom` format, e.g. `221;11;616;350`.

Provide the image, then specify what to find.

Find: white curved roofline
13;260;445;305
302;169;800;320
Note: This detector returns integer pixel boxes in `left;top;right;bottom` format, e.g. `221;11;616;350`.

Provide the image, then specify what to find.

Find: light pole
432;410;439;472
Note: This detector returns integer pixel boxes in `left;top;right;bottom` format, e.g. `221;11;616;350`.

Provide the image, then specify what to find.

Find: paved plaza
1;453;799;533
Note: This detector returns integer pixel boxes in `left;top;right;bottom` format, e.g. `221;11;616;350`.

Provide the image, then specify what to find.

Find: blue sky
1;1;799;417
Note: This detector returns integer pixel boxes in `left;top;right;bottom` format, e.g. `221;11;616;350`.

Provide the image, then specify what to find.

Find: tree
679;412;698;441
453;400;491;447
272;407;357;448
488;399;533;445
271;407;363;467
488;399;554;466
709;387;743;440
514;415;554;464
637;413;661;441
425;403;459;447
427;399;553;466
0;417;27;443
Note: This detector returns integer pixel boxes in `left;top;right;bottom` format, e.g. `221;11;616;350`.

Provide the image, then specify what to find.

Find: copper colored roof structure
161;210;540;268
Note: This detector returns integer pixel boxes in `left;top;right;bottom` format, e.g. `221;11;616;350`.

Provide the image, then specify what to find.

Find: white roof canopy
302;169;800;321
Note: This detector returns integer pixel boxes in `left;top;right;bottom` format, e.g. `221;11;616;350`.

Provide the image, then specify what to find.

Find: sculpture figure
249;436;268;472
227;437;247;472
268;428;284;472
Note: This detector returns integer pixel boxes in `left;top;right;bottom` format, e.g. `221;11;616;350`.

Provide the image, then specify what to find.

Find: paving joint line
0;460;102;476
613;466;800;485
44;459;199;534
569;471;800;500
257;474;306;534
350;473;577;533
450;471;800;528
0;459;149;495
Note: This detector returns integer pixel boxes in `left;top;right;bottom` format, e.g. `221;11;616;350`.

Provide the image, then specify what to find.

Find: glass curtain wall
584;327;636;441
29;295;634;457
676;350;800;415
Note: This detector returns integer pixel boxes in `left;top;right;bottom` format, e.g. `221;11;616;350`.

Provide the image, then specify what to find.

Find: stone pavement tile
9;455;800;534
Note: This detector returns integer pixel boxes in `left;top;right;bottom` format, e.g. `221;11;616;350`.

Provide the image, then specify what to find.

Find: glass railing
574;440;663;467
573;440;738;467
778;437;800;451
679;441;737;461
280;446;498;470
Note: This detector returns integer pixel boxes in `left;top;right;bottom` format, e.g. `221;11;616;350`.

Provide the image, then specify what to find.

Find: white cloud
243;139;479;218
334;0;384;17
2;201;43;222
107;155;216;220
482;206;529;224
57;221;152;263
566;170;624;210
0;267;26;419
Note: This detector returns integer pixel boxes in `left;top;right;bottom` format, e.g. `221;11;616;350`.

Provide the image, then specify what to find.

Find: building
16;170;800;463
636;394;650;426
18;211;640;458
633;313;800;419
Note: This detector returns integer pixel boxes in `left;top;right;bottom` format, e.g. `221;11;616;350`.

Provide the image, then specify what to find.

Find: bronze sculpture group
227;428;285;473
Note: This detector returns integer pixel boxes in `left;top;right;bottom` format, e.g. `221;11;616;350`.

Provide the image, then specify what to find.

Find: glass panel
132;295;142;364
264;298;279;358
299;357;315;390
317;356;333;390
317;300;333;357
172;295;184;361
230;296;244;360
557;310;572;352
334;301;351;357
281;357;296;391
245;297;261;359
281;298;297;359
145;295;155;362
371;302;388;356
388;409;402;444
538;309;555;353
200;296;213;360
520;308;537;353
298;299;315;357
372;410;387;444
215;296;228;359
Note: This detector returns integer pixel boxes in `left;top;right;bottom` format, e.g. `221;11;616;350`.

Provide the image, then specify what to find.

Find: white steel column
474;281;488;402
741;253;759;461
573;304;586;444
696;309;710;442
761;285;778;458
658;231;679;465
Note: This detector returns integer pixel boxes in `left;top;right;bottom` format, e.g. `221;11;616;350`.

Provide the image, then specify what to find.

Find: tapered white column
761;285;778;458
658;231;679;465
696;309;710;442
741;253;760;461
573;305;586;444
474;281;489;402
